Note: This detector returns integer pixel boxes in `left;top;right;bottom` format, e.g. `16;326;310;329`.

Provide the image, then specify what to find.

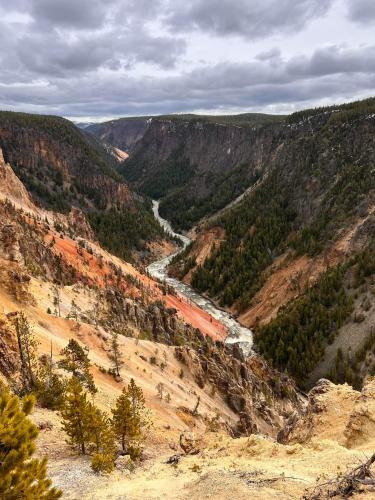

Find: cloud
30;0;111;30
164;0;335;39
346;0;375;25
0;0;374;118
1;44;374;117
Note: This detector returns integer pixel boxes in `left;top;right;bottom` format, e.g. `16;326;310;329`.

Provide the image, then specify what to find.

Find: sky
0;0;374;121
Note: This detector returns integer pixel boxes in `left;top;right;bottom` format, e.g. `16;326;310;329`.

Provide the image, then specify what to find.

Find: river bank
147;200;253;354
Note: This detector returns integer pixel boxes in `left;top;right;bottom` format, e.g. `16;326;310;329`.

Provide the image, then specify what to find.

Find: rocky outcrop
67;208;96;241
345;378;375;448
102;288;207;348
0;147;35;211
175;344;305;438
277;378;375;447
0;309;19;377
0;223;24;263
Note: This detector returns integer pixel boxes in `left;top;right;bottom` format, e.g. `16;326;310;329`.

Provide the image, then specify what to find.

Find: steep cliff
120;99;375;233
87;117;152;153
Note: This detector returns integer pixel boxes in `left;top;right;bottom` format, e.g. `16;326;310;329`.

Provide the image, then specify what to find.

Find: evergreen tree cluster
287;97;375;124
0;384;62;499
256;245;374;385
61;376;148;473
159;167;260;230
256;264;354;383
88;204;164;263
190;174;296;308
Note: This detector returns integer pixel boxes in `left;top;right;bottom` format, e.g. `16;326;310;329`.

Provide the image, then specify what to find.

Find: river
147;200;253;354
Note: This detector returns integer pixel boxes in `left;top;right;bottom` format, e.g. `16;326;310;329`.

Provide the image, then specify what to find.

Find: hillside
167;98;375;387
1;140;374;499
0;111;166;263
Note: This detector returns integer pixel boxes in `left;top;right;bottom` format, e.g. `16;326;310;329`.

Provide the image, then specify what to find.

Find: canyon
0;100;374;499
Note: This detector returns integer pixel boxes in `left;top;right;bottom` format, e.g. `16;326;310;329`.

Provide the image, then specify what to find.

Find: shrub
91;453;114;474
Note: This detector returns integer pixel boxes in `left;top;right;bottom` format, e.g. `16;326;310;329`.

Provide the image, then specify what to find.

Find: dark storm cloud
346;0;375;25
31;0;110;30
164;0;335;39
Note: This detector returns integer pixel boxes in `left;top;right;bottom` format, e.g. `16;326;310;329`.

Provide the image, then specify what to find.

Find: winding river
147;200;253;354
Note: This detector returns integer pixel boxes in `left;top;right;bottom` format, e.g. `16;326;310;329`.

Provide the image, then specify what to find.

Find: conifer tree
127;378;146;419
13;312;38;393
109;332;124;377
89;407;115;474
111;379;147;457
60;377;92;454
36;356;66;410
59;339;96;394
112;388;137;452
0;384;62;499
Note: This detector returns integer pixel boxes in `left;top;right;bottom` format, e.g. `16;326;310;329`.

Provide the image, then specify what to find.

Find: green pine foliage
0;384;62;499
287;97;375;124
35;357;66;410
61;378;116;473
291;163;375;256
60;377;93;455
58;339;96;394
124;147;197;200
12;312;39;394
256;264;354;383
111;379;147;459
190;174;296;308
183;157;373;311
159;168;260;230
87;204;164;262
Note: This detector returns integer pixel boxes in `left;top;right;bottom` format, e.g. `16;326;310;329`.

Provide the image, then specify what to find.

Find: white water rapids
147;200;253;354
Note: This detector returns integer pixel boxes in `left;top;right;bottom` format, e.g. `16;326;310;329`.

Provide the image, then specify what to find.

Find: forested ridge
0;111;164;261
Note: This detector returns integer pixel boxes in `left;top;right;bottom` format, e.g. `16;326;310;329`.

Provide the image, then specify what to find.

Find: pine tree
59;339;96;394
89;407;115;474
0;384;62;499
112;388;138;452
60;377;92;454
127;378;146;419
111;379;147;457
35;356;66;410
52;285;61;317
13;312;39;393
109;332;124;377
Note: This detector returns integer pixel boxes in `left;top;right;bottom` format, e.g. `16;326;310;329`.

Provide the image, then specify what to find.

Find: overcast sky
0;0;374;120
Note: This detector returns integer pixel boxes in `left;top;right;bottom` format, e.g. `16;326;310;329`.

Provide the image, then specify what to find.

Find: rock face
0;115;134;212
0;223;23;263
278;377;375;447
87;117;151;153
345;378;375;448
120;108;375;230
175;345;305;437
0;147;35;211
0;310;19;377
67;208;96;241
